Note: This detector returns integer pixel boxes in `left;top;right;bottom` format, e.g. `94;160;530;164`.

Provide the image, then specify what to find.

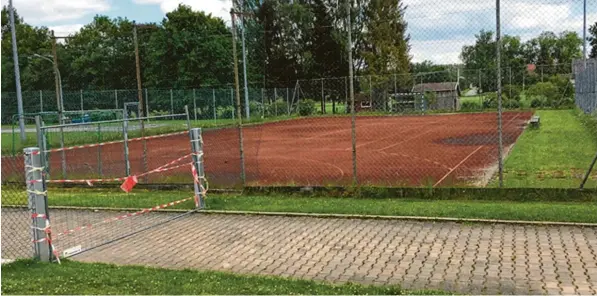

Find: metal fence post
274;87;278;116
24;147;51;262
193;89;197;122
321;78;325;113
230;88;235;120
35;116;48;173
496;0;504;187
185;105;191;131
122;107;131;176
189;128;205;209
261;88;265;118
40;90;43;113
145;88;150;123
115;89;118;109
213;89;217;122
286;87;290;115
97;124;102;177
170;89;174;120
80;89;84;112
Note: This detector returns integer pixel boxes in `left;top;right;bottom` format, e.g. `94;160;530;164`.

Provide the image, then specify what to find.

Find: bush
298;99;316;116
249;101;263;117
460;101;481;111
150;110;170;117
503;99;521;109
502;84;522;102
483;92;509;109
267;99;288;117
530;98;544;108
217;106;235;119
526;82;558;106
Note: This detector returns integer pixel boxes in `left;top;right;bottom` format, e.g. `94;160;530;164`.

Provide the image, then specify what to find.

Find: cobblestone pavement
70;212;597;295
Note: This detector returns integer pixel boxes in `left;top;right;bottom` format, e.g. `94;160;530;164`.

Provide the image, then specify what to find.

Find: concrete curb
200;210;597;227
6;204;592;227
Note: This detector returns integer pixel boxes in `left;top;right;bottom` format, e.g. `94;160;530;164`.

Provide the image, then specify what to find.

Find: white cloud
1;0;110;24
410;38;475;64
49;24;84;37
134;0;232;24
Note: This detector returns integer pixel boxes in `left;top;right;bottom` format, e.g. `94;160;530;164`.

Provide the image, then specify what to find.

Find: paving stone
35;210;594;296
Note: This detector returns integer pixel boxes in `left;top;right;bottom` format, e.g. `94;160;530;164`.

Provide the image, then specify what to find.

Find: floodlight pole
9;0;26;142
231;8;247;186
347;0;357;186
496;0;504;187
231;5;254;120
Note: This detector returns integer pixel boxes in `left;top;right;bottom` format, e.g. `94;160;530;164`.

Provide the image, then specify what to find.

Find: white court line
433;145;484;187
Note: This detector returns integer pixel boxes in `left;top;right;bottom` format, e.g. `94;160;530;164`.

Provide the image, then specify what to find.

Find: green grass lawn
4;188;595;223
500;109;597;188
2;260;443;295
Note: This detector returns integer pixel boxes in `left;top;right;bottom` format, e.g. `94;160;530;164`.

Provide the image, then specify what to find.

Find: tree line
2;1;596;96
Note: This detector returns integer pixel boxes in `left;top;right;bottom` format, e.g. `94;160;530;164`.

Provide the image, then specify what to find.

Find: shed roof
412;82;459;93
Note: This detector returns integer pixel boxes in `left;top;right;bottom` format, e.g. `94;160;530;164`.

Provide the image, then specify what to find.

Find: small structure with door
411;82;461;111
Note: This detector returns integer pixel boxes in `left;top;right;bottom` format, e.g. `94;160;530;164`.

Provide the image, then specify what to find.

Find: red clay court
2;111;533;187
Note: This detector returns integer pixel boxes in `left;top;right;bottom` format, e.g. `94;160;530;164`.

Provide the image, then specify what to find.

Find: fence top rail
41;113;187;130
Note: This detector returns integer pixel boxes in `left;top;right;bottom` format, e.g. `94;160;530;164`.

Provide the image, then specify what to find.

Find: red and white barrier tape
36;153;194;186
51;196;194;238
31;214;61;264
44;131;188;153
191;163;208;207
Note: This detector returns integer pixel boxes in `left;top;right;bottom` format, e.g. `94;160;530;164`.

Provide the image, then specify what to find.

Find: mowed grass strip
501;109;597;188
3;188;595;223
2;260;445;295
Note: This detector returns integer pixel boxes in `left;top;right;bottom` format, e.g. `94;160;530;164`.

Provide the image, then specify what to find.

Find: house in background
412;82;461;111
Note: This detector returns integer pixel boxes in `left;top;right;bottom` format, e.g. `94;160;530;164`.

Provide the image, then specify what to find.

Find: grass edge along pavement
3;187;597;224
1;260;448;295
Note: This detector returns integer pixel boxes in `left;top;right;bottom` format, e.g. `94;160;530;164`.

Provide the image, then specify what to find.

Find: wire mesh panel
1;183;33;262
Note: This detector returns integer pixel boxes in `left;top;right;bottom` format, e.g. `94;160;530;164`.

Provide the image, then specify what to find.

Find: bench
530;115;540;128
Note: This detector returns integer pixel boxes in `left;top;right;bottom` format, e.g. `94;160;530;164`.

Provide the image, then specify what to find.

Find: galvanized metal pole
9;0;26;142
496;0;504;187
133;23;147;177
274;87;278;116
185;105;191;131
189;127;205;209
170;89;174;120
122;106;131;176
261;88;265;118
40;90;43;113
240;4;250;120
286;87;290;115
193;89;197;122
583;0;587;61
145;88;150;123
80;89;84;112
115;89;118;109
97;124;102;177
347;0;357;186
24;147;51;262
580;151;597;189
231;9;247;186
321;78;325;113
34;116;45;170
213;89;217;122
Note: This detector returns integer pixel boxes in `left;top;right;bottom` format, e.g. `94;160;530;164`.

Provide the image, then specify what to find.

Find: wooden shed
412;82;461;111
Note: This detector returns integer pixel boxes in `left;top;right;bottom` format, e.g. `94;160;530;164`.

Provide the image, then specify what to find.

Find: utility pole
231;5;253;120
583;0;587;63
9;0;26;141
496;0;504;187
51;31;63;124
133;22;148;177
240;0;250;120
347;0;357;186
231;8;247;186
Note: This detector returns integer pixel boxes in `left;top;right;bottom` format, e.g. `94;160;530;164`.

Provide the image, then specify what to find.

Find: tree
63;16;136;90
144;4;232;88
589;22;597;58
1;6;53;92
522;31;582;74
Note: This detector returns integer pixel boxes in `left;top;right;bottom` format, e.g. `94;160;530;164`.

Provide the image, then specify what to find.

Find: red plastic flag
120;175;138;193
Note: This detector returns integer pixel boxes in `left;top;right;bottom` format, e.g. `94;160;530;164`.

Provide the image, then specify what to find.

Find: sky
3;0;596;64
